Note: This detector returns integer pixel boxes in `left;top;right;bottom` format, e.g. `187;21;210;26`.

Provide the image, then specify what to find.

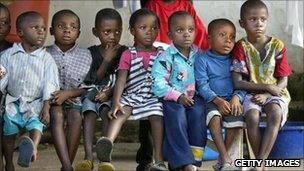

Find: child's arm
96;44;121;81
229;95;243;116
51;88;85;106
108;70;128;119
40;100;51;125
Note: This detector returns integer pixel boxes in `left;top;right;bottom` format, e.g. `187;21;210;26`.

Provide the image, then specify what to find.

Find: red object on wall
5;0;50;43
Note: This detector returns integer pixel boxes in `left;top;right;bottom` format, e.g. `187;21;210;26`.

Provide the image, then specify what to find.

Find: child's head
239;0;268;39
0;3;11;42
168;11;195;49
50;9;80;47
93;8;122;47
16;11;46;48
207;18;236;55
129;8;160;48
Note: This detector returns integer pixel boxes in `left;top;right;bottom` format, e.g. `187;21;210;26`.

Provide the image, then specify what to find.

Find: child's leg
50;106;73;171
105;106;132;142
2;134;17;171
224;127;240;152
245;109;261;157
29;129;42;162
83;110;97;161
65;108;82;163
209;116;231;163
136;120;153;168
0;116;3;171
258;103;282;160
148;115;164;162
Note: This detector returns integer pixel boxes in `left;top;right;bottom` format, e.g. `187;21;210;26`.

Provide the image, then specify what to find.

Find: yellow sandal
98;162;115;171
75;160;94;171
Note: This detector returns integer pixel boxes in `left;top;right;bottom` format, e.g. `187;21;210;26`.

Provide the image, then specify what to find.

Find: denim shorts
81;97;111;118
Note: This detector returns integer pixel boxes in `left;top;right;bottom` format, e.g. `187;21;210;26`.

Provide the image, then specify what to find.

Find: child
152;11;207;171
0;11;59;170
195;19;246;171
145;0;209;50
47;10;92;171
97;8;167;171
0;3;12;170
74;8;128;171
231;0;292;169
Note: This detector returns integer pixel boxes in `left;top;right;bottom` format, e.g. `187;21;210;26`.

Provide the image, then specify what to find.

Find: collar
51;43;78;54
11;43;46;57
168;43;198;59
207;49;230;60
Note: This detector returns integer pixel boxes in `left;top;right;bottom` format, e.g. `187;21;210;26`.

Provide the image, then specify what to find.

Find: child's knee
245;109;260;125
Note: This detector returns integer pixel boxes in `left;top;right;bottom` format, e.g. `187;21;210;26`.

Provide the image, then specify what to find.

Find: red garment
145;0;209;51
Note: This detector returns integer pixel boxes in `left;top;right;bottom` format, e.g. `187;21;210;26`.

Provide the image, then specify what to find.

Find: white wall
46;0;303;73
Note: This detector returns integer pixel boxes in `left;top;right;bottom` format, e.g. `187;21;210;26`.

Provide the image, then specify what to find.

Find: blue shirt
152;44;201;102
195;50;245;103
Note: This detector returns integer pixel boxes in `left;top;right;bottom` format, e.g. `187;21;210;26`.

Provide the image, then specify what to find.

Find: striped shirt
0;43;60;119
47;44;92;90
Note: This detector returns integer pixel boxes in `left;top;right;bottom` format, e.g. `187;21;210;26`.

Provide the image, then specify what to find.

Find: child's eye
249;18;256;22
71;26;78;30
139;26;145;30
57;24;63;29
104;30;110;35
176;29;182;33
115;30;121;35
261;18;267;22
219;32;226;37
188;28;194;33
0;21;9;25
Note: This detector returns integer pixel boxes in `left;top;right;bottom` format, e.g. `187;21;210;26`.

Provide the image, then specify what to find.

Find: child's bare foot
31;147;38;162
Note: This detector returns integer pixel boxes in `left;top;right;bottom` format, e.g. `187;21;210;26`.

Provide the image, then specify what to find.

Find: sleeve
232;90;247;103
118;50;132;70
194;55;217;102
43;54;60;101
231;42;249;75
151;54;182;101
0;52;9;94
274;47;292;77
82;54;96;85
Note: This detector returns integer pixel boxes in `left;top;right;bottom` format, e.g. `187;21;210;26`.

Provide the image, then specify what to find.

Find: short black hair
51;9;80;28
129;8;160;29
208;18;235;35
168;11;193;30
95;8;122;28
240;0;268;20
16;11;42;29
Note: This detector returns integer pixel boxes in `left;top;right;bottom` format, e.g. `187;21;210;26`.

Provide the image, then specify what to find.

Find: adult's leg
65;108;82;163
50;106;72;171
149;115;164;162
136;120;153;167
258;103;282;160
245;109;261;157
2;134;17;171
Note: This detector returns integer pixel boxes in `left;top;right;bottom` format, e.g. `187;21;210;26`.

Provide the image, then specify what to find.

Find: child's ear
50;27;54;35
167;31;172;40
92;27;98;37
16;28;23;37
239;19;244;28
77;30;81;38
130;27;135;36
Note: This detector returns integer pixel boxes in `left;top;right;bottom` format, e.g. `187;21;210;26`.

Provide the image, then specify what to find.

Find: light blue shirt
0;43;60;119
152;44;201;102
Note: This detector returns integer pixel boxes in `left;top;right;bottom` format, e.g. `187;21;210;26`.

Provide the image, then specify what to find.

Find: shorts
81;97;111;118
243;94;289;127
206;102;245;128
3;102;44;135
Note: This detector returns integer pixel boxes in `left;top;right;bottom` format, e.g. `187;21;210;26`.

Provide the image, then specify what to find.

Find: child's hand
51;90;71;106
0;65;6;79
266;84;283;96
40;102;50;125
108;103;125;120
95;90;110;102
65;98;76;105
213;97;231;116
103;44;121;63
177;94;194;107
229;95;243;116
251;93;271;105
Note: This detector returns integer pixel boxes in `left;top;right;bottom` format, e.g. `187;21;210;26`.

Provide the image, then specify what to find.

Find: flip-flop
98;162;115;171
96;137;113;162
17;136;34;167
75;160;94;171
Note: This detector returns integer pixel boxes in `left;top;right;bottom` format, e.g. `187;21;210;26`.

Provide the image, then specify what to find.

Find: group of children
0;0;291;171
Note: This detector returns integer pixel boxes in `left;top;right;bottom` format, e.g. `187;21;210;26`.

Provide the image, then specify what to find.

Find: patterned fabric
47;44;92;105
0;43;60;119
195;50;246;103
47;44;92;90
231;37;291;103
120;47;163;120
151;44;200;102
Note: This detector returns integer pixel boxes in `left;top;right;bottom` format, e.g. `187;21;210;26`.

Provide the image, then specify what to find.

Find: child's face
131;15;159;47
168;15;195;49
18;16;46;48
208;24;235;55
0;8;11;41
93;19;122;47
239;7;268;39
51;14;80;46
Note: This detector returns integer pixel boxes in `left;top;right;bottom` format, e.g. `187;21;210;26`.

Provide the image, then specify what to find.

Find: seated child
195;18;246;170
74;8;127;171
47;10;92;171
96;8;167;171
0;11;59;170
231;0;292;169
152;11;207;171
0;3;12;170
